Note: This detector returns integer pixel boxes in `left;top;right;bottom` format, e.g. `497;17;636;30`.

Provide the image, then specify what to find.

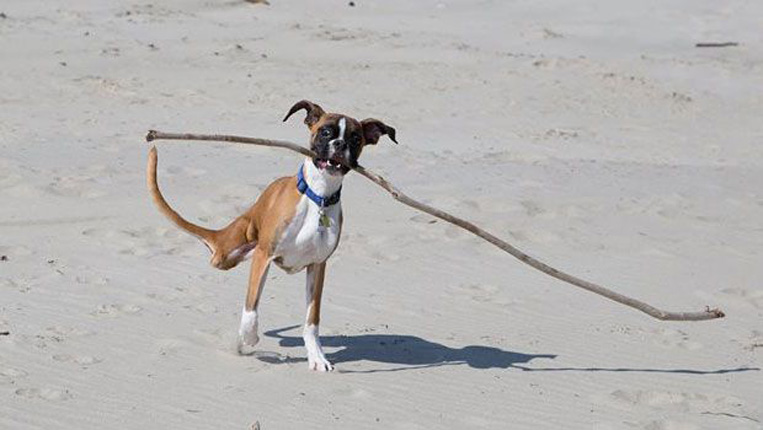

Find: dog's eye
350;134;361;145
320;128;333;138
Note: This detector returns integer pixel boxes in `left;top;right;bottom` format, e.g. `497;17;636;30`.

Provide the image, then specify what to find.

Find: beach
1;1;761;428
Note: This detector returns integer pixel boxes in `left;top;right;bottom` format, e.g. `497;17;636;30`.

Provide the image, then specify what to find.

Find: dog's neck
302;157;344;198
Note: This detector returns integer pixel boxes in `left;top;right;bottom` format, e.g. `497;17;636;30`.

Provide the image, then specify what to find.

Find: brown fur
306;262;326;325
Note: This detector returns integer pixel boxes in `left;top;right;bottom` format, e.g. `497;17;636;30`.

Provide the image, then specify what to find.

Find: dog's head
283;100;397;175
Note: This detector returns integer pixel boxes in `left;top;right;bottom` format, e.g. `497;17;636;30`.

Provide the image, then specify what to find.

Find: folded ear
361;118;397;145
282;100;326;128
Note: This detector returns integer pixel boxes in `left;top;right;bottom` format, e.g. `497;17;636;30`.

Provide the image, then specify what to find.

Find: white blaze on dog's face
332;117;348;168
282;100;398;175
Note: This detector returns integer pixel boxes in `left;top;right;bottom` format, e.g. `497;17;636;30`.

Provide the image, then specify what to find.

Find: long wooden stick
145;130;725;321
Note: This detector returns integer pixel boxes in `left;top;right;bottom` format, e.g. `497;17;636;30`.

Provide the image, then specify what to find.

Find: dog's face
283;100;397;175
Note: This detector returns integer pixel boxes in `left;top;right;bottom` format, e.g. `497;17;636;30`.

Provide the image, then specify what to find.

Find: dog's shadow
258;325;556;373
258;325;761;375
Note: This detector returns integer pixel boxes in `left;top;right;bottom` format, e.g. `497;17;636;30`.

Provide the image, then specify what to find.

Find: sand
1;0;761;428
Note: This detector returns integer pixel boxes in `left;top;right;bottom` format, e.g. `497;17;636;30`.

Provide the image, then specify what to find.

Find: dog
147;100;396;371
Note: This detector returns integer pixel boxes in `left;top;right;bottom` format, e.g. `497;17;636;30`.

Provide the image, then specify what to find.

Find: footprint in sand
0;278;32;293
52;354;103;366
595;388;749;418
639;419;701;430
74;75;138;97
732;330;763;352
593;388;759;429
649;328;703;351
90;303;142;317
14;387;74;401
155;338;196;357
171;284;216;300
44;173;107;199
520;199;545;217
608;389;709;410
14;327;77;350
146;291;182;304
73;272;110;286
0;366;29;385
44;325;96;339
453;283;523;307
367;249;402;262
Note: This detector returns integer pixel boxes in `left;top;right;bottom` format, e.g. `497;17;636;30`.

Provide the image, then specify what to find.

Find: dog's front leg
303;262;333;371
237;247;271;355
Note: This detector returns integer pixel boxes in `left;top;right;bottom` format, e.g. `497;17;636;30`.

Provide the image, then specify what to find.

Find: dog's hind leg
303;262;333;371
207;217;258;270
237;246;271;355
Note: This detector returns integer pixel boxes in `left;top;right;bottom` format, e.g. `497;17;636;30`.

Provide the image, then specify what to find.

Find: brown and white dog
147;100;396;371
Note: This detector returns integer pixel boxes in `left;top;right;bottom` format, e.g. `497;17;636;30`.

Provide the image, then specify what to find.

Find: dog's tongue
317;160;329;169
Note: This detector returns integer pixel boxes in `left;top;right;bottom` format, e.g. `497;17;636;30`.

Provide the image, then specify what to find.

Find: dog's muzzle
313;139;351;174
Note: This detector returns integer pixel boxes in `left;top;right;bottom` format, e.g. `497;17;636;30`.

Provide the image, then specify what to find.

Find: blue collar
297;163;342;207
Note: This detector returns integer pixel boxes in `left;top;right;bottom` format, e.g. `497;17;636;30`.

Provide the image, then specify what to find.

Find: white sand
1;1;762;428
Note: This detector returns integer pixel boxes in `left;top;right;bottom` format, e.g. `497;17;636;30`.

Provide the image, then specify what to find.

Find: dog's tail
147;147;257;270
147;146;218;249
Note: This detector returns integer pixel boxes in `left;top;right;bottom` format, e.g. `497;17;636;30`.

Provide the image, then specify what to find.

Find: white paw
238;329;260;346
303;324;334;372
307;352;334;372
237;309;259;354
237;331;260;356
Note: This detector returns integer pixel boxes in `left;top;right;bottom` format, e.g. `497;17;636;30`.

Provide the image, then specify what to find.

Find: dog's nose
332;139;347;150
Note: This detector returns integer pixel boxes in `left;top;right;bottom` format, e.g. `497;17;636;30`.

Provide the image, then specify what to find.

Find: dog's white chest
273;197;341;273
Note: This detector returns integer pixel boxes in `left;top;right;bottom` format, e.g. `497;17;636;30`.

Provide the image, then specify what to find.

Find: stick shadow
260;325;760;375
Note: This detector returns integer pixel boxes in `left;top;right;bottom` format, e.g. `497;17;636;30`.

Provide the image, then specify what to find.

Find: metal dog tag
319;210;330;228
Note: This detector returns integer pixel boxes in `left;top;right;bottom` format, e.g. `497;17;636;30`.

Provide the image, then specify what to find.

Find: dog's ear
283;100;326;128
361;118;397;145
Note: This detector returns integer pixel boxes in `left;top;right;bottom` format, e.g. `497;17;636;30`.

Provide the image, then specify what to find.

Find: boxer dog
147;100;396;371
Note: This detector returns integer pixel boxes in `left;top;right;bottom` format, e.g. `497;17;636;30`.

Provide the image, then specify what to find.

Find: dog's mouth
313;157;347;174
